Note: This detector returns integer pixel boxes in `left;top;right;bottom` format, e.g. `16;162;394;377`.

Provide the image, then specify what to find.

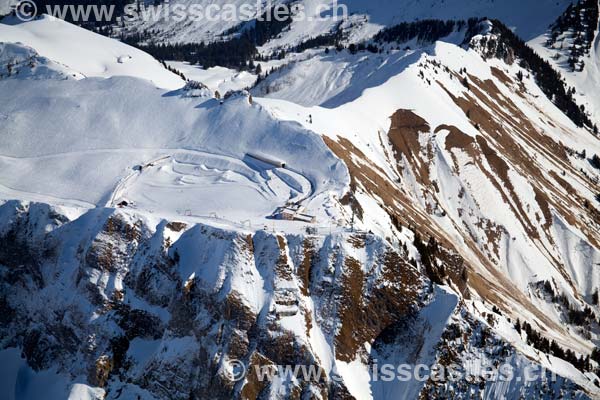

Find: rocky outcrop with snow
3;4;600;400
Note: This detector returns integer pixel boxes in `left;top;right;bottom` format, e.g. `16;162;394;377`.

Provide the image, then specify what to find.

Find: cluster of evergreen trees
293;32;342;53
242;3;293;46
487;19;593;129
516;319;594;372
160;60;186;80
518;281;600;375
374;19;457;44
120;3;295;69
373;18;482;46
412;233;468;287
413;233;445;285
547;0;599;71
539;280;598;327
128;37;258;69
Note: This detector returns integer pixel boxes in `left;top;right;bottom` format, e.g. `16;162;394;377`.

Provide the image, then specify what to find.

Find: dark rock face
0;202;421;398
0;202;591;399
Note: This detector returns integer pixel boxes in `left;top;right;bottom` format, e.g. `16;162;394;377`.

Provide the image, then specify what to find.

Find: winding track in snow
0;147;315;219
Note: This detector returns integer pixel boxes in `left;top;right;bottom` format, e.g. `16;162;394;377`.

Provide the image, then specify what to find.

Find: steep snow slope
0;15;184;89
255;29;600;362
3;11;600;400
530;4;600;124
0;201;595;399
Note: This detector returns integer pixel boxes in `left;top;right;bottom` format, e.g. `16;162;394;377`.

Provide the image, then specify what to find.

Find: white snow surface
2;11;600;400
0;15;184;89
255;35;600;358
166;61;257;94
0;73;348;228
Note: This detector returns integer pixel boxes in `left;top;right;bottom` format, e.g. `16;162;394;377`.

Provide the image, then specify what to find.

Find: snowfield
0;17;349;228
166;62;257;94
0;15;184;89
0;73;348;230
107;150;314;222
2;6;600;400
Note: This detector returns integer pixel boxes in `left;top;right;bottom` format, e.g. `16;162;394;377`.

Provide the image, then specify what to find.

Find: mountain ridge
2;2;600;399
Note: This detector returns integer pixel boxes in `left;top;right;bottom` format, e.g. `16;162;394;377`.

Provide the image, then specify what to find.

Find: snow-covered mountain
117;0;578;46
2;2;600;399
530;0;600;125
0;15;184;88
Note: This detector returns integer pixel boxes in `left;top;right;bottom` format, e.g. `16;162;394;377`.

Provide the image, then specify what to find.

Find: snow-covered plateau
2;1;600;399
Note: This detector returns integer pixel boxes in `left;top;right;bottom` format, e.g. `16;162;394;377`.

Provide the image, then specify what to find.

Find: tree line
120;3;295;69
547;0;599;72
485;19;594;129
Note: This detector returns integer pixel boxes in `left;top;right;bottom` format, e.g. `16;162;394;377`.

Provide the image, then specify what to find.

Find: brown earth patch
348;233;367;249
534;187;553;232
549;170;576;196
304;310;313;338
297;238;316;296
439;124;475;151
474;218;507;260
240;352;273;400
91;355;112;387
437;124;476;172
242;234;254;255
388;109;433;186
223;292;257;332
335;250;422;362
490;67;513;86
166;221;187;232
335;257;366;361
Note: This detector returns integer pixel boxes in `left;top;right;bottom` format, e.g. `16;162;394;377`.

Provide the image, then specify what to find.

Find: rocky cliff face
0;201;422;399
3;4;600;399
0;197;594;399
